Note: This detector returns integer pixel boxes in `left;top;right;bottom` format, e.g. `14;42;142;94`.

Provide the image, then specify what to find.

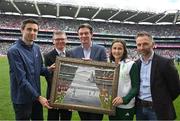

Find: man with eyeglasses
44;30;72;121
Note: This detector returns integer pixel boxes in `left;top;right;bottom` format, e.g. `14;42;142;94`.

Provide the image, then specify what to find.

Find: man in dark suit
135;31;180;120
44;30;72;120
68;23;107;120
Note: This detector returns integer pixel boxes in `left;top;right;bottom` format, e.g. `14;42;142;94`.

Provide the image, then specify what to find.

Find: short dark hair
109;39;128;62
136;31;153;42
21;19;39;30
77;23;93;34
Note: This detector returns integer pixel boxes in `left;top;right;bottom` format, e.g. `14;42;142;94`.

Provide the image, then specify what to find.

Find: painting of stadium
49;57;120;115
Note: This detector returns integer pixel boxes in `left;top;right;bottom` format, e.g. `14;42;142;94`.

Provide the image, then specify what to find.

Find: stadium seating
0;14;180;59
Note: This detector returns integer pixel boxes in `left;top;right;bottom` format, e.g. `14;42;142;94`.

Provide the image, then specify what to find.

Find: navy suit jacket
68;44;107;61
136;53;180;120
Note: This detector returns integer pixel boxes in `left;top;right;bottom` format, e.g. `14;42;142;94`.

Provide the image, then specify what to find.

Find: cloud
35;0;180;12
95;0;180;12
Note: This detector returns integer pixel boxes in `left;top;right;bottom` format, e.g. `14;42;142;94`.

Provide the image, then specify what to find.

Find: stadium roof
0;0;180;24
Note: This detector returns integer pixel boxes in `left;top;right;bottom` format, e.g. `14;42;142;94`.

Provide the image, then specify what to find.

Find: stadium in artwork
49;57;120;115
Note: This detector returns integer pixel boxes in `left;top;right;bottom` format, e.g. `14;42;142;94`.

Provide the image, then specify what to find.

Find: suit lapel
65;50;69;57
50;49;59;63
150;54;157;84
79;47;85;58
52;49;59;57
90;45;96;59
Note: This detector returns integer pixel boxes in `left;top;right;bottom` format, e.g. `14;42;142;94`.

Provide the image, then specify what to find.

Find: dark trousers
13;100;43;120
48;109;72;121
136;98;157;120
78;111;103;121
109;107;135;121
136;106;157;120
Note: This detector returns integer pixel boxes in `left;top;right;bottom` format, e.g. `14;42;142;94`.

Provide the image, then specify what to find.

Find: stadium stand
0;0;180;59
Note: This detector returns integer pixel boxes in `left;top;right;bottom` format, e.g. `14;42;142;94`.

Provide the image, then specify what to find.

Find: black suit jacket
44;49;69;98
136;53;180;120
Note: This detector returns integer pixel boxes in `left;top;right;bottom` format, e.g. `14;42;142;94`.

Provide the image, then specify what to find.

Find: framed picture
49;57;120;115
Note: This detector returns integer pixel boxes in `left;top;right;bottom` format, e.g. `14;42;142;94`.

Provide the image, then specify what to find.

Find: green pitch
0;56;179;120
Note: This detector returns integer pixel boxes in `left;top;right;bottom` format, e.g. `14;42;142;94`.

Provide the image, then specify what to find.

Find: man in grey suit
135;31;180;120
68;23;107;120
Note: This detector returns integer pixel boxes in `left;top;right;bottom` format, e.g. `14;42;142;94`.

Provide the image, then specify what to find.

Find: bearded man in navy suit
135;31;180;120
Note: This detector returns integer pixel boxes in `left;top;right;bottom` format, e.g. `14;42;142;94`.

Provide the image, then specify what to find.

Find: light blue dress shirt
82;42;92;59
138;52;154;101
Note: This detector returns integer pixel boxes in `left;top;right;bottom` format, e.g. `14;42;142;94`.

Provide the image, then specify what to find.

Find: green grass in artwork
54;93;66;103
99;91;112;109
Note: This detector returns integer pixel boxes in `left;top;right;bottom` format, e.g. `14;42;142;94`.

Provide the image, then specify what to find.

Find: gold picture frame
49;57;120;115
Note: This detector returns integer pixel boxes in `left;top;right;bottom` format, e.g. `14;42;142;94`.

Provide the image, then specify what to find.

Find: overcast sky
37;0;180;12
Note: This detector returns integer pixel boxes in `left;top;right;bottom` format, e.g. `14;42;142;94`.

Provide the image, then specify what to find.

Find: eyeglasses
54;38;67;41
